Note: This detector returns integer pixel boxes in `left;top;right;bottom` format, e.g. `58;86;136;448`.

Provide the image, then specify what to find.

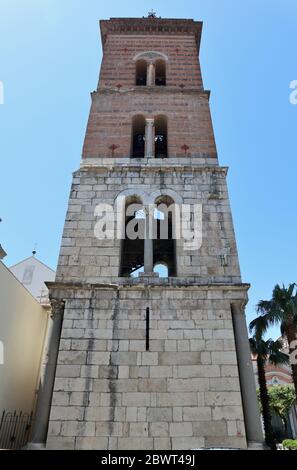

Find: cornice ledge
79;163;228;175
46;280;250;291
93;88;210;98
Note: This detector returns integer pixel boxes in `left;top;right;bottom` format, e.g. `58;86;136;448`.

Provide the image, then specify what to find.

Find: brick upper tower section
82;17;217;161
99;18;203;89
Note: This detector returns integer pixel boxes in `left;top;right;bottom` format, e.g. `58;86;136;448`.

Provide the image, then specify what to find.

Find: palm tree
250;283;297;397
249;318;289;448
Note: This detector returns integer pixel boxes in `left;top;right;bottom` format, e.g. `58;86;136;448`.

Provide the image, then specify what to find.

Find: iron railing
0;410;33;449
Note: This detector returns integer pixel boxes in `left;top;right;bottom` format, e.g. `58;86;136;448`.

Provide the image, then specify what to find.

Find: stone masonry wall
46;284;247;450
56;166;241;284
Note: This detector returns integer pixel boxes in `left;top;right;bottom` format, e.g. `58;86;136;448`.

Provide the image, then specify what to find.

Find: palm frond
268;350;289;366
249;315;270;336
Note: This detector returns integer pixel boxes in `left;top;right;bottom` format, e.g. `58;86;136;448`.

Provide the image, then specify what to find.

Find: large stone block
183;407;211;421
147;408;172;422
167;378;209;392
171;437;205;450
170;422;193;437
117;437;154;450
149;422;169;437
159;352;200;366
157;393;197;407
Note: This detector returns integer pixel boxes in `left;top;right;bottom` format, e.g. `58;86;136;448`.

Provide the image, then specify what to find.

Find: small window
155;59;166;86
136;60;147;86
22;265;35;285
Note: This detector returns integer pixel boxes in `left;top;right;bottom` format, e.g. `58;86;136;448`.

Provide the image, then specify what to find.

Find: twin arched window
135;58;166;86
131;114;168;158
119;195;176;277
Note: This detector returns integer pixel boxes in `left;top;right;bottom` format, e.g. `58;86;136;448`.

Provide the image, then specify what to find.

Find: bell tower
31;15;264;450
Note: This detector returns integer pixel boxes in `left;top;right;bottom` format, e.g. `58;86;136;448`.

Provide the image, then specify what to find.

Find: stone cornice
100;18;203;52
47;281;249;292
78;162;228;176
92;88;211;99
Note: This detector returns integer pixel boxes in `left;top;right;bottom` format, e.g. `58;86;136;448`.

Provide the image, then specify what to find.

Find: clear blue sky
0;1;296;337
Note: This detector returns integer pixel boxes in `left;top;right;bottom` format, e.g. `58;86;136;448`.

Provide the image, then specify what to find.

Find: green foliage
257;388;263;414
282;439;297;450
268;385;296;421
256;389;262;413
250;283;297;336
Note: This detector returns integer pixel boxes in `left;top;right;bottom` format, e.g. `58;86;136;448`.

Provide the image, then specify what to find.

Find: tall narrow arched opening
155;59;166;86
131;115;145;158
119;196;145;277
135;60;147;86
154;115;168;158
153;195;176;276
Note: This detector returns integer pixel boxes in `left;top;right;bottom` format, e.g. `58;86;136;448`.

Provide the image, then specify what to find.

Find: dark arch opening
135;60;147;86
131;115;145;158
153;195;176;276
155;59;166;86
119;196;145;277
155;115;168;158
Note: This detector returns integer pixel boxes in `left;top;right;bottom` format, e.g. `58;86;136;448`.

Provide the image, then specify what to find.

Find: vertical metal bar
146;307;150;351
5;412;13;449
10;411;18;449
15;411;23;449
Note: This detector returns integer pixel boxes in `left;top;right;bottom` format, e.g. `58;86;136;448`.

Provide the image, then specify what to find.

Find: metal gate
0;410;33;449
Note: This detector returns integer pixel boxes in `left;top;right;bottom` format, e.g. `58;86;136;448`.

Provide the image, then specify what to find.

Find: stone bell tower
31;14;263;450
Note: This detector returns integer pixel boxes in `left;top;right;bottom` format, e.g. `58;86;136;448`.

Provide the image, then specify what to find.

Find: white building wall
0;261;49;413
10;256;55;303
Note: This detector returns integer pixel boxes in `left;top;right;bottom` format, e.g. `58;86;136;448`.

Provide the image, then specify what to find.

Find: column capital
231;299;247;314
145;118;154;126
50;298;65;319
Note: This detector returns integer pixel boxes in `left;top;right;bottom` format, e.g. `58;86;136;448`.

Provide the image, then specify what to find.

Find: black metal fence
0;410;33;449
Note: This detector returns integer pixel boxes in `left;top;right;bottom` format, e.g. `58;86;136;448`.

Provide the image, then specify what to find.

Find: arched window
153;195;176;276
131;115;145;158
155;59;166;86
154;115;168;158
119;196;145;277
135;60;147;86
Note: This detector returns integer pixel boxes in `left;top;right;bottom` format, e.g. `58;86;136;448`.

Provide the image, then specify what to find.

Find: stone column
231;301;264;447
147;62;155;86
28;298;65;447
144;207;153;273
145;118;154;158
